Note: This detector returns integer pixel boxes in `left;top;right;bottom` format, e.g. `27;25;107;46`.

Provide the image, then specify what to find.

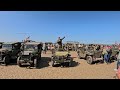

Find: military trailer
0;42;22;65
17;42;42;68
51;50;73;67
77;46;103;64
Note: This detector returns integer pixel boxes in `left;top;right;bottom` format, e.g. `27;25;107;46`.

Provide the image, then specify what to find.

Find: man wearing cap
57;36;65;50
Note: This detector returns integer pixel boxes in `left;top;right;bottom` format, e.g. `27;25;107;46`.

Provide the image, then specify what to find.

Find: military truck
51;50;73;67
17;42;42;68
0;42;22;65
77;46;103;64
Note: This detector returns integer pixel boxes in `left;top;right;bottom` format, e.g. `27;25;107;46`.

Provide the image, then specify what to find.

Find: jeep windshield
24;45;38;51
2;44;12;50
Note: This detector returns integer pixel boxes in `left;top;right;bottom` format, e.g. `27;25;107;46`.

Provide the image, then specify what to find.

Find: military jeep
51;49;73;67
0;42;21;65
110;48;119;61
17;42;42;68
77;47;102;64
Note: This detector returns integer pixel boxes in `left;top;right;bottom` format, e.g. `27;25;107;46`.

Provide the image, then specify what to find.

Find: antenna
16;32;31;42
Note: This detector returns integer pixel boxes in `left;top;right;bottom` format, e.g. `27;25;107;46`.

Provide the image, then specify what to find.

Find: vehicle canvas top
3;42;13;44
3;42;21;44
24;42;41;45
1;42;21;50
2;43;12;50
21;42;42;55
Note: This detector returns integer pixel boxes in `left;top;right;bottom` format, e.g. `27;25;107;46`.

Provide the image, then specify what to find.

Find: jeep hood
55;51;69;56
0;48;10;52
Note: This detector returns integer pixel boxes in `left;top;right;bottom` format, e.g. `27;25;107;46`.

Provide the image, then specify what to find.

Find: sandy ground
0;51;117;79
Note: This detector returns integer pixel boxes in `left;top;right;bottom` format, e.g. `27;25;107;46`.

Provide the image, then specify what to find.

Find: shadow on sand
93;58;116;65
51;60;80;68
70;61;80;67
3;57;80;69
0;59;18;66
93;59;104;64
37;57;51;69
2;57;51;69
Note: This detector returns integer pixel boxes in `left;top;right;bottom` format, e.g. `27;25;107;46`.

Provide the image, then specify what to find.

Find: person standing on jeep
57;36;65;50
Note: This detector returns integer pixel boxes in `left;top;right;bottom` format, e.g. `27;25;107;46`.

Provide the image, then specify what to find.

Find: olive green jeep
0;42;21;65
17;42;42;68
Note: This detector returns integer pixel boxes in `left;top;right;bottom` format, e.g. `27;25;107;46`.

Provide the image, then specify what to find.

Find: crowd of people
23;36;120;78
41;37;120;79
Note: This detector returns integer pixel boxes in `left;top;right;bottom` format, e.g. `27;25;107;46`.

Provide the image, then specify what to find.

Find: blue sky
0;11;120;44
